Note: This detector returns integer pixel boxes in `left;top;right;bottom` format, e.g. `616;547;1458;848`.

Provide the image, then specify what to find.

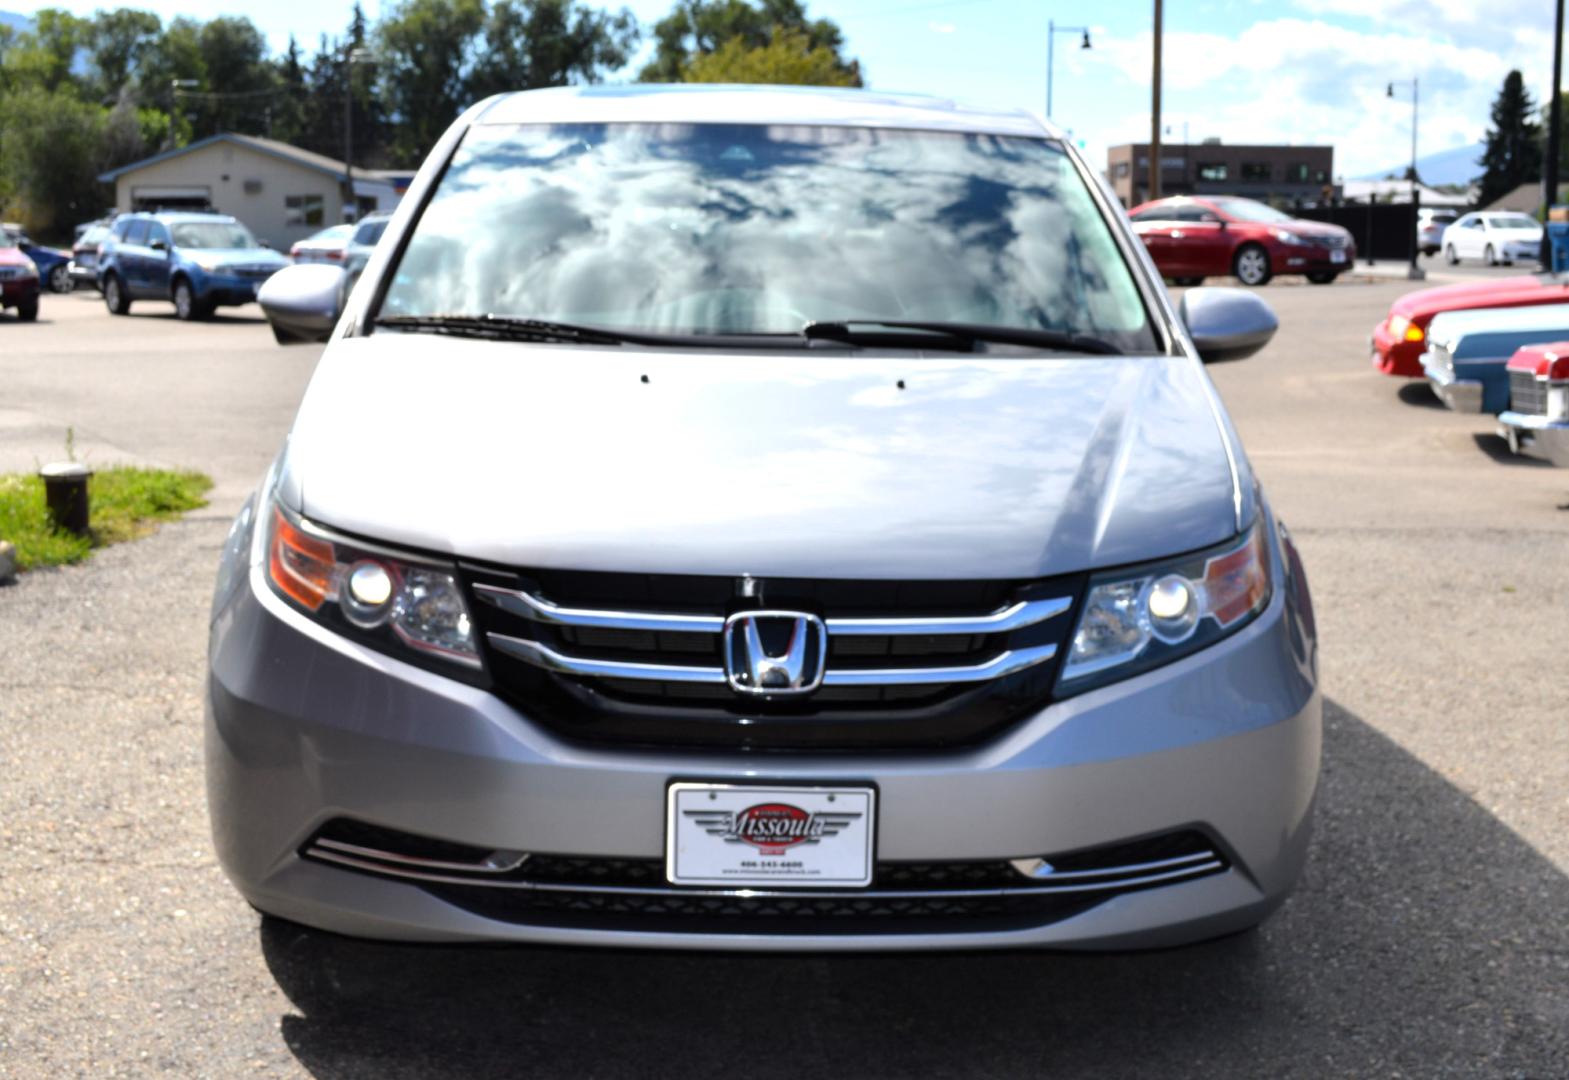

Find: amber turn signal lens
268;507;337;611
1403;324;1424;343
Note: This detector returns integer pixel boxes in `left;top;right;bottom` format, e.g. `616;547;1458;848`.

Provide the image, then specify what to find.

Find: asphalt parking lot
1;284;1566;1078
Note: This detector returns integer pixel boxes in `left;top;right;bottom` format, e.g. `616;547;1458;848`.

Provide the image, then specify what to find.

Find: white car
288;223;355;265
1443;212;1542;266
1417;208;1457;256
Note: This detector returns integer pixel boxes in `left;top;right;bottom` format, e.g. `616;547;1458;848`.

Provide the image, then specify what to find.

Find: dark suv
98;211;288;320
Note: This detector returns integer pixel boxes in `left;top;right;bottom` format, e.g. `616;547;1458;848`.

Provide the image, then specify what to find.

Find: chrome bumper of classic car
1498;411;1569;466
1422;350;1483;413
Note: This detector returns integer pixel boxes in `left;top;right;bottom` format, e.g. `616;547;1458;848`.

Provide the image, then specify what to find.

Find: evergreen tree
1477;70;1542;207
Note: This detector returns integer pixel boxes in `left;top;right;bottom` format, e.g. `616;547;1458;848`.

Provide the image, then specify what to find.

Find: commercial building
1106;141;1336;208
97;133;414;250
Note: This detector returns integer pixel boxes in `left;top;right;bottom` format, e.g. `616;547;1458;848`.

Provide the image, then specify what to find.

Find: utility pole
1543;0;1565;271
1150;0;1163;202
342;48;371;224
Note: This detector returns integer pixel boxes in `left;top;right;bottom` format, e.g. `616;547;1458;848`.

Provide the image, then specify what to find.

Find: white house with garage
98;133;413;250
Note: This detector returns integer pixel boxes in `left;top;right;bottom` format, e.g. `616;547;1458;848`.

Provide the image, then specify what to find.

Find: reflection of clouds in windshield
384;124;1150;346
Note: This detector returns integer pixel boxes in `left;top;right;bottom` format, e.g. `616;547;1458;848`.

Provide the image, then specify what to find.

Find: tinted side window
147;222;170;247
123;220;150;245
354;220;387;245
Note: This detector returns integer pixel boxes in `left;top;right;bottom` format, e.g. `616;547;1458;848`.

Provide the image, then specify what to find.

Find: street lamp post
1387;78;1424;281
1046;20;1091;121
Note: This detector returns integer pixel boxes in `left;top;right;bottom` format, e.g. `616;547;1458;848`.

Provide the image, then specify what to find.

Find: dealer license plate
1330;250;1347;264
666;782;875;887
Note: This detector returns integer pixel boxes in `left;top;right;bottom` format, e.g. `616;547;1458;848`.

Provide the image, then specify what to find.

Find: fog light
1146;575;1198;643
343;560;395;626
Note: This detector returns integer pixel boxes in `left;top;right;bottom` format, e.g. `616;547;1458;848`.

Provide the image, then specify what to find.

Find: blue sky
6;0;1562;178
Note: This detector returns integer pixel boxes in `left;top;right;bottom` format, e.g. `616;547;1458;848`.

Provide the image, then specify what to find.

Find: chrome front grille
475;584;1069;688
1306;233;1350;250
1510;369;1549;415
301;820;1228;934
462;568;1084;749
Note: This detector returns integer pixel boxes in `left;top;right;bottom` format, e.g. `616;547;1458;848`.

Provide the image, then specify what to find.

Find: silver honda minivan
209;85;1320;951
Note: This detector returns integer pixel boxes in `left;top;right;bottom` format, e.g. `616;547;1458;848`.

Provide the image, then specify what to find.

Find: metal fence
1293;203;1421;262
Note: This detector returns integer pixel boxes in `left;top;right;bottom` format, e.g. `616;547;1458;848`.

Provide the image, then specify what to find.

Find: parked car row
1372;274;1569;466
1;208;396;322
1129;196;1356;287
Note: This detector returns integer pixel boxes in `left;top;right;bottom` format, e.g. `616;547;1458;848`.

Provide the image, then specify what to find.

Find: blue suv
99;212;289;320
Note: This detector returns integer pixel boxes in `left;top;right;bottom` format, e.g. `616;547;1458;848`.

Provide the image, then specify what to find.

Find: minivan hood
286;335;1243;580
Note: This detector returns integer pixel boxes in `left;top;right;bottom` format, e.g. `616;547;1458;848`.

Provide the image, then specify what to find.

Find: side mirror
257;263;345;345
1179;286;1277;363
150;240;168;254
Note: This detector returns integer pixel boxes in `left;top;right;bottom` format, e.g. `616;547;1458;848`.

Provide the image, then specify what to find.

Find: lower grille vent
302;821;1227;936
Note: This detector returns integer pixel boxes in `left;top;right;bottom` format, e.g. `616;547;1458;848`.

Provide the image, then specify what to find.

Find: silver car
212;86;1320;951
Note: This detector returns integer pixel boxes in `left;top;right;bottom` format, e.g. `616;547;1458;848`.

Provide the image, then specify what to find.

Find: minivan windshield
378;123;1157;351
171;221;259;249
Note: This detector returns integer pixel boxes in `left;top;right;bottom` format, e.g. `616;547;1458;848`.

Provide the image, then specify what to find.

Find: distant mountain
1357;141;1485;187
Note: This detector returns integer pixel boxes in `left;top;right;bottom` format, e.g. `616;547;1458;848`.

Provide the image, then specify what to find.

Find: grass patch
0;465;212;571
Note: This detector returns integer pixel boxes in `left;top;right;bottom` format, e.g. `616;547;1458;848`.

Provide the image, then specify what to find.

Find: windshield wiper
375;314;648;346
800;320;1123;355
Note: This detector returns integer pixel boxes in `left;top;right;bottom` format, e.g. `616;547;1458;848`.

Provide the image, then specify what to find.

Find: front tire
48;264;71;293
1485;244;1498;266
172;279;210;321
1233;244;1272;287
1445;243;1459;265
1170;276;1204;286
103;274;131;315
17;298;39;322
1306;271;1337;285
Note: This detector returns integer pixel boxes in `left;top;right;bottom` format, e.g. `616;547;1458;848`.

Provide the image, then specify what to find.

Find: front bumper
1372;317;1425;377
1499;410;1569;466
207;511;1321;952
1423;352;1485;412
0;278;40;307
1279;247;1354;274
193;272;271;307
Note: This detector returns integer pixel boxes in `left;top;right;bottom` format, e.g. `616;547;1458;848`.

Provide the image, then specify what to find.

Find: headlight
1389;314;1423;343
190;255;223;272
20;259;38;279
1057;520;1273;693
265;497;481;670
1272;229;1305;245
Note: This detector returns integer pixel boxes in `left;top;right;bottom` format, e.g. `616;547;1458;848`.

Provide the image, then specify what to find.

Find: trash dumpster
1548;215;1569;273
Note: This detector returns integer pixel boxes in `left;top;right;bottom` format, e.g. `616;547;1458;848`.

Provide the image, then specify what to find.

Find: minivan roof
475;84;1058;140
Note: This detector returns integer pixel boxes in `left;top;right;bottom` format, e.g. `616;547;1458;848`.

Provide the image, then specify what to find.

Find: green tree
86;9;163;103
681;25;856;85
0;86;107;232
468;0;639;99
1478;69;1542;207
269;35;311;145
192;18;278;137
639;0;859;85
377;0;487;166
2;10;90;94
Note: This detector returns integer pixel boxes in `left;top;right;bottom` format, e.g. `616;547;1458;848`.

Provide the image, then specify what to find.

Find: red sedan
1128;196;1356;287
0;229;41;321
1372;274;1569;377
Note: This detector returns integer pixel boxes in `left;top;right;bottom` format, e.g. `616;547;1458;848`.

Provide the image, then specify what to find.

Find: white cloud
1082;17;1533;177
